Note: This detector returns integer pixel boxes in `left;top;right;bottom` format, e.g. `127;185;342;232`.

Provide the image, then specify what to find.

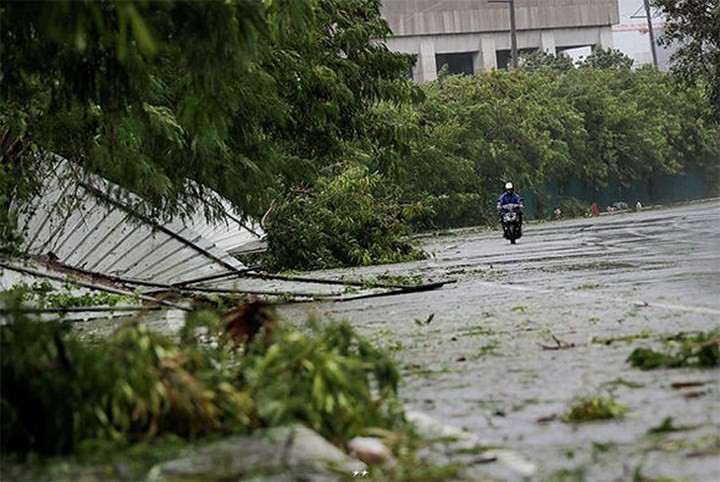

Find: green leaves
2;0;419;239
627;330;720;370
384;63;718;227
261;162;426;271
1;301;405;456
652;0;720;119
562;395;627;423
242;318;402;442
1;0;283;220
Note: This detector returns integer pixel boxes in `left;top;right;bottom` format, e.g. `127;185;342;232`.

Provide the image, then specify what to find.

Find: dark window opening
496;48;536;69
436;52;474;76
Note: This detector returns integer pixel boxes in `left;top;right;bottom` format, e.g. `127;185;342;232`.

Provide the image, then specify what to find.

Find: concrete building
380;0;620;82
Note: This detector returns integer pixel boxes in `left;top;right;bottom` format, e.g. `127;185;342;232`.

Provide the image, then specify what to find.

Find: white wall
612;0;673;70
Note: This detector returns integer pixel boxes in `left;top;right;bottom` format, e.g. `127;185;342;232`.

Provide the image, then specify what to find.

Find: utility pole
489;0;518;69
642;0;658;68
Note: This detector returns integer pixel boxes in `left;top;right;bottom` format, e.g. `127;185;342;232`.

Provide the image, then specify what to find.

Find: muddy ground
277;200;720;481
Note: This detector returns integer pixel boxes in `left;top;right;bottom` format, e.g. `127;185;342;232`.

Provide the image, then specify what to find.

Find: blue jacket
497;191;522;208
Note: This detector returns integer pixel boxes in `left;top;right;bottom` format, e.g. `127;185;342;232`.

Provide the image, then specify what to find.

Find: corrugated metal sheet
184;192;265;255
16;156;263;284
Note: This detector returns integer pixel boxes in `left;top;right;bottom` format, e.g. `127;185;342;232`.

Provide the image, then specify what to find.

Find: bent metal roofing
7;157;452;314
16;156;263;285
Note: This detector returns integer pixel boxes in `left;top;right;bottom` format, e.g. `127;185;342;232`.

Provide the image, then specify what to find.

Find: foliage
1;1;274;221
0;189;23;256
2;281;138;308
647;416;691;434
239;317;403;444
0;0;418;225
392;62;719;228
0;0;424;267
651;0;720;120
558;197;592;219
562;395;627;423
627;330;720;370
0;297;405;458
519;50;575;72
0;139;36;255
261;162;426;271
390;70;588;227
264;0;420;180
0;314;254;456
577;47;635;70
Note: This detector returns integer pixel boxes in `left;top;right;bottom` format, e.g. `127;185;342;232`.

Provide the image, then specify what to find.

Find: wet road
279;200;720;481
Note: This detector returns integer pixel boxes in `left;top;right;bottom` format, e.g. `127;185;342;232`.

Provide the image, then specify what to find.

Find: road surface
279;200;720;481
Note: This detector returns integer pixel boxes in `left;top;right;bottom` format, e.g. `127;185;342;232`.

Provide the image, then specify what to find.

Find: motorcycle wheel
510;238;516;244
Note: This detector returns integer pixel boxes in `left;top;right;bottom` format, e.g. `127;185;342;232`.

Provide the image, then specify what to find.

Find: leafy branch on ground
562;395;627;423
627;330;720;370
0;295;407;463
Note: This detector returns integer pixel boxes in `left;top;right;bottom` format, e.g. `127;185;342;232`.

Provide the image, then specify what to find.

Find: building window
495;48;537;70
435;52;474;76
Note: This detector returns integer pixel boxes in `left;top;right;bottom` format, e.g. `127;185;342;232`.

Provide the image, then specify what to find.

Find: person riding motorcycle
496;182;523;221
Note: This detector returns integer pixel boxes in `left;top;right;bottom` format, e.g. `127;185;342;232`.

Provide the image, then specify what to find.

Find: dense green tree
577;47;635;70
388;70;587;227
260;162;424;270
0;0;417;230
651;0;720;119
1;1;281;222
519;50;575;72
263;0;420;188
560;66;718;187
382;64;718;228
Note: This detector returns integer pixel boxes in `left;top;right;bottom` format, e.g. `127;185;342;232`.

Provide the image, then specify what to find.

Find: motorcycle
500;203;523;244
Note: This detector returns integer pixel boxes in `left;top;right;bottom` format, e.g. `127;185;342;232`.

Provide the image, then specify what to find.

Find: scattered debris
0;260;190;315
414;313;435;326
647;417;693;434
536;414;559;424
627;331;720;370
539;334;579;350
347;436;396;467
222;299;277;348
562;396;627;423
670;381;707;389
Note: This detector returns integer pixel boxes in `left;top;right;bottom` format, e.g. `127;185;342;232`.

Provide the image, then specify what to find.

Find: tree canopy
652;0;720;119
0;0;417;223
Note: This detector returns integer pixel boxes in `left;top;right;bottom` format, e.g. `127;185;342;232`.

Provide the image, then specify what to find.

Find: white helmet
505;182;513;190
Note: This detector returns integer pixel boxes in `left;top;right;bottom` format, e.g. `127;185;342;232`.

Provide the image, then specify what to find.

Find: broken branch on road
539;334;579;350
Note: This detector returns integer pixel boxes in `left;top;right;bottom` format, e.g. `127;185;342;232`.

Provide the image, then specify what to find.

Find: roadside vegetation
0;295;411;478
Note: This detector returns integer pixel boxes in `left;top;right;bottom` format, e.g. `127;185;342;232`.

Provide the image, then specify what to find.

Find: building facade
380;0;620;82
612;0;672;70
